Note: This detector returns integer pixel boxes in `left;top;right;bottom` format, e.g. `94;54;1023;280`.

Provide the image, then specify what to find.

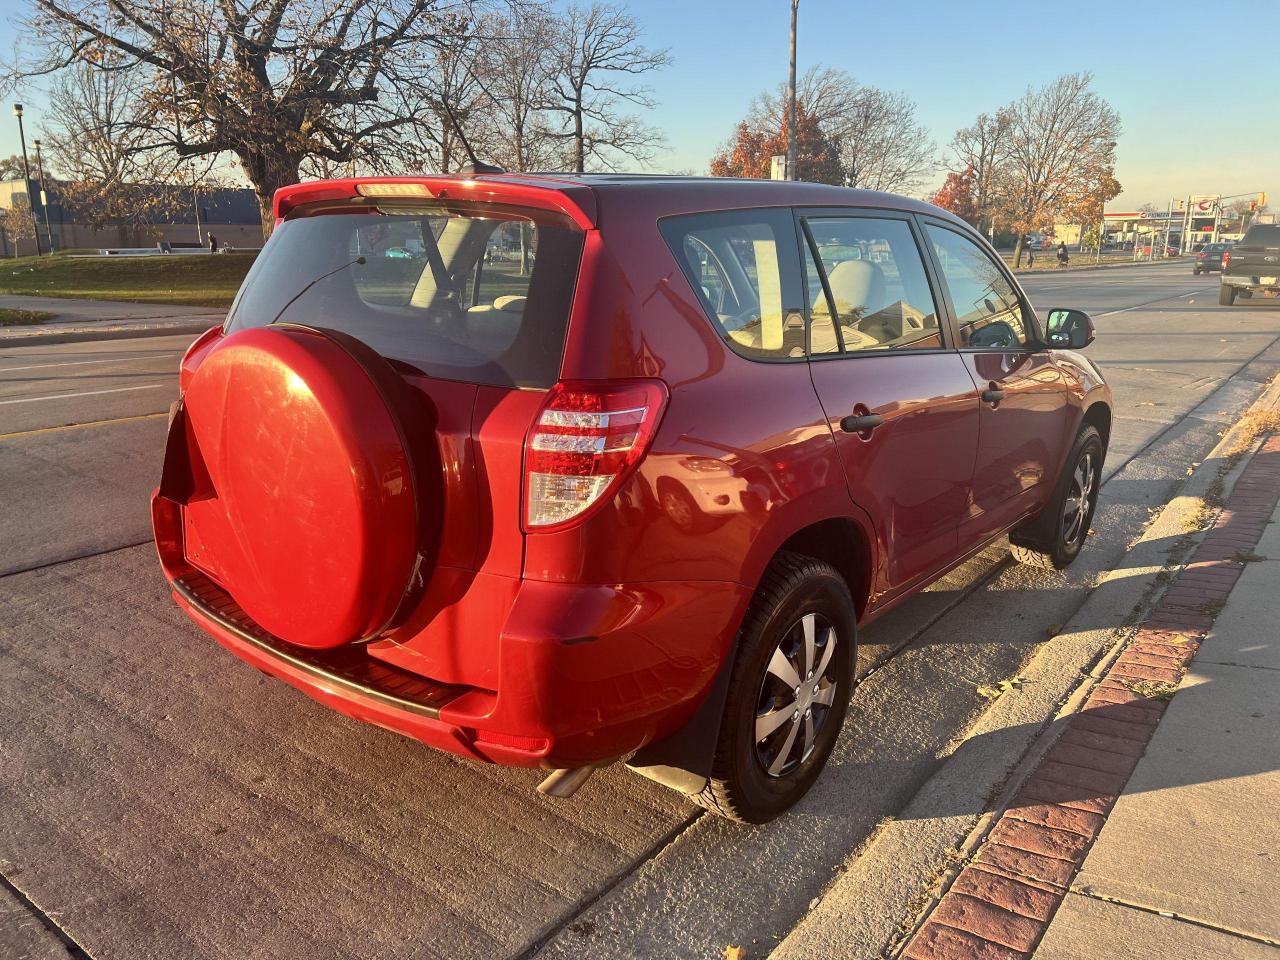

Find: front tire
1010;425;1103;570
693;552;856;823
1220;285;1237;306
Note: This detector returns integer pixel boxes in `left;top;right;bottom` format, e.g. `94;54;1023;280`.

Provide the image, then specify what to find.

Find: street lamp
32;138;55;253
11;104;43;256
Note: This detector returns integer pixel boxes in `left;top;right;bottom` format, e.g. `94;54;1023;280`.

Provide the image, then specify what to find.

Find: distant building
0;179;262;256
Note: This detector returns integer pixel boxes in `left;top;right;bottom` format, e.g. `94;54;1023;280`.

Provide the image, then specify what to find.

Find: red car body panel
155;173;1112;775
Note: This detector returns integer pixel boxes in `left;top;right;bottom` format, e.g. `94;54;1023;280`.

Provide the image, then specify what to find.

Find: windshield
225;201;584;388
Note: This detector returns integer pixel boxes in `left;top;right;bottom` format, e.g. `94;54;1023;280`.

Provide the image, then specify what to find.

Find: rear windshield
225;201;584;388
1242;225;1280;246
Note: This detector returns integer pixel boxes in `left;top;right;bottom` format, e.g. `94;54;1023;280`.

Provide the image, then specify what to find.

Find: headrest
826;259;884;315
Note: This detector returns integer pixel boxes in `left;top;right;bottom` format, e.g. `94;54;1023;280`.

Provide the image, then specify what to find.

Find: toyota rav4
153;174;1111;823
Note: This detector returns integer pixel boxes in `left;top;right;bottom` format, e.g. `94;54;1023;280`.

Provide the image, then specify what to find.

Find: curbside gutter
0;318;220;347
1010;258;1192;276
770;373;1280;960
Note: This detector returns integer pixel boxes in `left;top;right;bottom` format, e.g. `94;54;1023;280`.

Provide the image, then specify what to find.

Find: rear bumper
1223;274;1280;288
165;554;749;769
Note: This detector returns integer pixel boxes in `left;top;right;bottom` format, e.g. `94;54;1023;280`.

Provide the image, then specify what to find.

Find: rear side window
802;216;942;353
225;202;584;388
660;209;804;360
1243;225;1280;245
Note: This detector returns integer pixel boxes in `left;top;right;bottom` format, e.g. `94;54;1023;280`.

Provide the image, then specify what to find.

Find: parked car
1220;224;1280;305
1193;242;1233;274
152;174;1111;823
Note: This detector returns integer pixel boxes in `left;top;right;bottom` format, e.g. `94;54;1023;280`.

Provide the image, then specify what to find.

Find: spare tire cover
183;325;419;649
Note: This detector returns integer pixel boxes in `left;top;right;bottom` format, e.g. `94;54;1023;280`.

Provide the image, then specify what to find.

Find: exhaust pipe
537;766;596;798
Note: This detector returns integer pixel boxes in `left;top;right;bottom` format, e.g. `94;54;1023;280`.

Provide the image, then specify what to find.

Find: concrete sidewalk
1034;477;1280;959
896;433;1280;960
0;294;222;344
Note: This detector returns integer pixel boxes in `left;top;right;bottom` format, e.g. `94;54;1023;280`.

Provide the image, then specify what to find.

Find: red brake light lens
524;379;668;530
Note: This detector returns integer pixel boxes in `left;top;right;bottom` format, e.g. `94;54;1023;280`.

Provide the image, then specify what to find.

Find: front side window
925;225;1033;350
660;209;803;360
803;216;943;353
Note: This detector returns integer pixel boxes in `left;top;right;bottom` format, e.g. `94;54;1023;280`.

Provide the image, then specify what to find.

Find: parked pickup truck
1220;224;1280;305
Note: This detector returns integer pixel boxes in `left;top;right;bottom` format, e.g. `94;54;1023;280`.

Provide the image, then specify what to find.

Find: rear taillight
524;379;669;530
1222;249;1231;269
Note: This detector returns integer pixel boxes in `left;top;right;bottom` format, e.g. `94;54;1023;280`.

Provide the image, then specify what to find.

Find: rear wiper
268;256;366;326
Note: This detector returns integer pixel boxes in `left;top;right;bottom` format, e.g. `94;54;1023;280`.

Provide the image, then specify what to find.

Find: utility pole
786;0;798;181
32;138;55;253
11;104;43;256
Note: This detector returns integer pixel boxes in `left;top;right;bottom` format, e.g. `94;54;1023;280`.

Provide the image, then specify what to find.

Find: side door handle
981;388;1005;405
840;413;884;433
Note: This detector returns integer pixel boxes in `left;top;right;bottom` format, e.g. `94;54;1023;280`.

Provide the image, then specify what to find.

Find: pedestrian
1057;241;1069;267
208;233;219;254
1027;248;1034;268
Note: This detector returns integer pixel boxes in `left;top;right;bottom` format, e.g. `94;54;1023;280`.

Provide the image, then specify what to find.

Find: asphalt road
3;261;1279;960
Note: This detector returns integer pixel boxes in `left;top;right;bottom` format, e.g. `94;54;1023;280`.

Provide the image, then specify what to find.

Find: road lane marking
0;411;168;441
0;353;181;373
0;384;166;405
1093;287;1216;318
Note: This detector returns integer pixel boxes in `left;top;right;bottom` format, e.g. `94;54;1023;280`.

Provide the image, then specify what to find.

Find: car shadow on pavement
894;669;1274;825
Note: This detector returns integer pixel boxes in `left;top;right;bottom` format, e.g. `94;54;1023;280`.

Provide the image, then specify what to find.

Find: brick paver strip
901;434;1280;958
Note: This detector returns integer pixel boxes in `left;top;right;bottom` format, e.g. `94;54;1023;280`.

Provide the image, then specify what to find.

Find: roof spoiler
272;176;597;230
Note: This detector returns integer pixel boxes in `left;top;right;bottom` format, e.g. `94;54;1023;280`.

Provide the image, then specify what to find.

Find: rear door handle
840;413;884;433
981;388;1005;405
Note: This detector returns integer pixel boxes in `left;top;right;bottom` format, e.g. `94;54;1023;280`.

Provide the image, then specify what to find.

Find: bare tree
951;109;1011;236
8;0;490;234
474;8;562;172
544;3;671;171
40;66;214;239
0;156;27;181
995;73;1121;267
1;194;37;255
837;87;935;193
743;67;935;193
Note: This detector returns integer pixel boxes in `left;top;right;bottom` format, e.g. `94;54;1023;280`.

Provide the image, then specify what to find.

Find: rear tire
1010;425;1103;571
1220;285;1237;306
693;552;856;823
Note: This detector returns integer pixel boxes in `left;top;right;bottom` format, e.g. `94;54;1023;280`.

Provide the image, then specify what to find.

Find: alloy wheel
753;612;840;778
1061;450;1096;547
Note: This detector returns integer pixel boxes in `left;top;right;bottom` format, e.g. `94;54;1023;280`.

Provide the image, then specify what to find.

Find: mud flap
625;639;737;795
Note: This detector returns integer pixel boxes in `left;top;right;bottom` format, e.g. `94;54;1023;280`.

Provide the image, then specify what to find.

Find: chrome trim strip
173;576;449;720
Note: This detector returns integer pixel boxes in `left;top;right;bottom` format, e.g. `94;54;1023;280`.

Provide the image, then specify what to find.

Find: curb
0;319;218;347
899;434;1280;959
1010;259;1187;276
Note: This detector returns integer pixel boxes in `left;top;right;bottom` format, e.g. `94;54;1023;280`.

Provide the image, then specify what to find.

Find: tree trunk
1012;234;1025;268
573;94;585;172
240;146;304;239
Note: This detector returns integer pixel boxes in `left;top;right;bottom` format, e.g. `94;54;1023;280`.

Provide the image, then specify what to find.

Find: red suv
153;175;1110;822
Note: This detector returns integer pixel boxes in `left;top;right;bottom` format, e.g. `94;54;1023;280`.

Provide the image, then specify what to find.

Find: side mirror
1046;308;1095;349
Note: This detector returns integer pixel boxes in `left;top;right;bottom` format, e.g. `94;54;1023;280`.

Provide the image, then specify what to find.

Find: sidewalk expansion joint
0;870;93;959
1071;888;1280;949
897;433;1280;960
1;538;154;580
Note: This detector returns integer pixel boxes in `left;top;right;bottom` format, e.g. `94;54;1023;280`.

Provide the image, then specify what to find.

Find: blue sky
2;0;1277;209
